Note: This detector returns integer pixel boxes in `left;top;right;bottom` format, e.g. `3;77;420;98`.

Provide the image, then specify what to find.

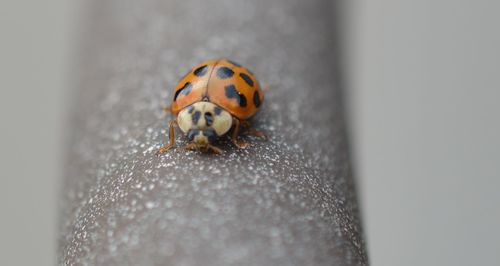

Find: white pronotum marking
177;102;233;136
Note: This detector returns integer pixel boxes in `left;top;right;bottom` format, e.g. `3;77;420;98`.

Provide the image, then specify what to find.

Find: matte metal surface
59;0;367;265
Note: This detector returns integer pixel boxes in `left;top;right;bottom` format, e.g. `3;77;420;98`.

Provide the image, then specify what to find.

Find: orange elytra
156;59;266;154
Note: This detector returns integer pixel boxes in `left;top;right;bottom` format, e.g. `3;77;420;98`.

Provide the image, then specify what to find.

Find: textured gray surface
59;0;367;265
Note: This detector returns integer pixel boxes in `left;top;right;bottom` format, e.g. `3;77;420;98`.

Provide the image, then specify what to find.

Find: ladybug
156;59;266;154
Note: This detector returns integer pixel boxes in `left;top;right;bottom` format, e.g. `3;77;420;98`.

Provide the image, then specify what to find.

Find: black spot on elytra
225;84;247;107
227;60;241;67
214;106;222;115
253;91;261;108
193;65;208;76
204;112;214;126
239;73;254;87
217;67;234;79
192;111;201;125
174;82;192;101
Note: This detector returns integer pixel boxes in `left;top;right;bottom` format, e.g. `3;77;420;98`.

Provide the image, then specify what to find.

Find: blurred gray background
0;0;498;265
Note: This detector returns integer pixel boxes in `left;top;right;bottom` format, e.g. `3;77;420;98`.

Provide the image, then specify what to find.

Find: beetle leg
163;105;172;113
241;120;267;140
184;143;222;154
207;144;223;154
184;143;197;151
231;118;249;149
155;119;178;155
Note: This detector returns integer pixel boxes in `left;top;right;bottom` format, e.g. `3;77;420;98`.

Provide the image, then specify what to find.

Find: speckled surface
59;0;367;265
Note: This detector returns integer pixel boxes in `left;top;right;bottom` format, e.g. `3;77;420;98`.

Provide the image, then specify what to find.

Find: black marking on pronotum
217;67;234;79
214;106;222;115
174;82;192;101
192;111;201;125
204;112;214;126
253;91;261;108
239;73;254;87
187;129;200;141
227;60;241;67
187;105;194;113
225;84;247;107
202;128;217;142
193;65;208;77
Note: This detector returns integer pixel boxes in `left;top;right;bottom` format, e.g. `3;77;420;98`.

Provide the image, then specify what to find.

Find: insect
156;59;266;155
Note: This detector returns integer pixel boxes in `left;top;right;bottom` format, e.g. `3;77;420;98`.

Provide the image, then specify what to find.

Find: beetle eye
204;112;214;126
187;129;199;141
202;128;217;143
